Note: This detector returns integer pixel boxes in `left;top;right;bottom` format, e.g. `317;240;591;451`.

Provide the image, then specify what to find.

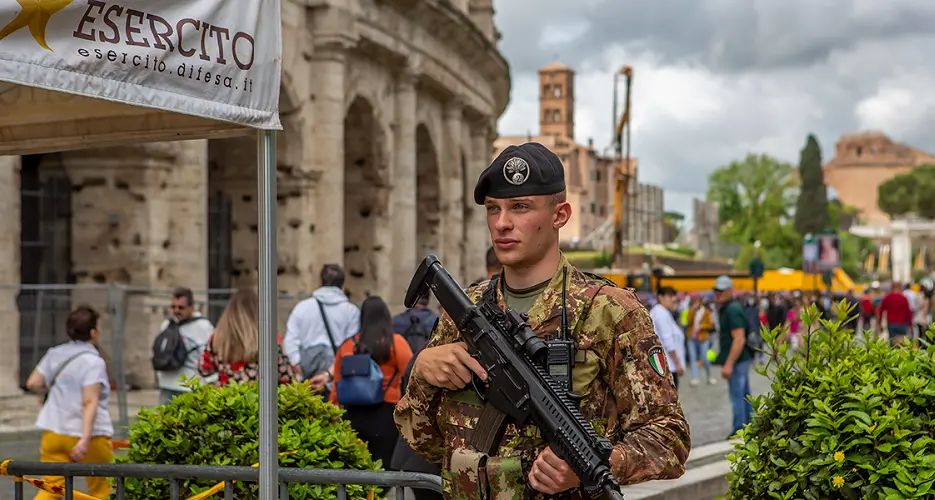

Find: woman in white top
26;305;114;500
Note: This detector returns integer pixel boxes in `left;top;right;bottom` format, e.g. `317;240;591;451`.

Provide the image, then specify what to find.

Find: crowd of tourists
25;215;932;500
644;276;933;442
20;252;507;500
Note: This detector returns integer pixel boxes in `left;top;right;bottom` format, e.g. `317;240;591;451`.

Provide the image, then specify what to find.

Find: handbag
335;338;397;407
298;299;340;380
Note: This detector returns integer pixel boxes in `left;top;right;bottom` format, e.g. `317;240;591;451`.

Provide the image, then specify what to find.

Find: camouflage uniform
393;254;691;499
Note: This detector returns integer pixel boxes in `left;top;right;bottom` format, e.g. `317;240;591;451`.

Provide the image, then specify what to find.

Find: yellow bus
596;267;859;294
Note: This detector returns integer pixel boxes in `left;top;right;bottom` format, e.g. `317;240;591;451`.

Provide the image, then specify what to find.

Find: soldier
394;142;691;499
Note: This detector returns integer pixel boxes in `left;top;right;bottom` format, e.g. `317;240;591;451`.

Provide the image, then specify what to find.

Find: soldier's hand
529;446;581;494
413;342;487;390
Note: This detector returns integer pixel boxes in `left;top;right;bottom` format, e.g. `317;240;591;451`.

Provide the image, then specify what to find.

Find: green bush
112;380;382;499
593;251;613;268
726;303;935;499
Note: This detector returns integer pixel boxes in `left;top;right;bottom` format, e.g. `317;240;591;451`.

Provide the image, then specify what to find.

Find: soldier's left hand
528;446;581;494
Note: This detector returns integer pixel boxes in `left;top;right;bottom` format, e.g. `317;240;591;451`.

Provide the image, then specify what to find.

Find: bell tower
539;62;575;138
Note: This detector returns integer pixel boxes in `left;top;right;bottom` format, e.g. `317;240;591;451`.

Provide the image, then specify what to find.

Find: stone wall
2;0;510;393
61;141;209;388
0;156;20;395
630;183;665;245
208;137;259;290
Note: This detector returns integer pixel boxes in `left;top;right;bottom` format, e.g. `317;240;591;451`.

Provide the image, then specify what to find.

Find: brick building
825;131;935;226
494;62;661;248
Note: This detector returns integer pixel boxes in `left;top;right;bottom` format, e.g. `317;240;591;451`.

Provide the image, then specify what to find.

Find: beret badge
503;157;530;186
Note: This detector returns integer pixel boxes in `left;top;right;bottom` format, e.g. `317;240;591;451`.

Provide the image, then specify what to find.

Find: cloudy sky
493;0;935;222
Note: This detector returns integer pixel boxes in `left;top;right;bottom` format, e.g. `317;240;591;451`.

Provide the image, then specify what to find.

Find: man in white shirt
283;264;361;392
903;282;926;341
154;287;215;405
649;286;686;390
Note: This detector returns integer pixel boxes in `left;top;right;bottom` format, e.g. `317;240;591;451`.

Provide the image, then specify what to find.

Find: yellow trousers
34;431;113;500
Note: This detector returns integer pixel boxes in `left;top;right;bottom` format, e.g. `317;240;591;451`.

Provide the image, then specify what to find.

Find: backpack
400;312;437;355
151;317;200;372
743;304;765;353
335;338;397;407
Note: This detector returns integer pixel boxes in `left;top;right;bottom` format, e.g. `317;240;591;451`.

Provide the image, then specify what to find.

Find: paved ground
0;371;771;497
679;365;771;447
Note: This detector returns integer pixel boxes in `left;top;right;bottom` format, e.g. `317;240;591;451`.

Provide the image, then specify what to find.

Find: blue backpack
335;339;397;407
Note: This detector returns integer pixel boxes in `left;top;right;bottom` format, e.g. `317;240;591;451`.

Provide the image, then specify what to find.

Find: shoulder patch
648;346;668;377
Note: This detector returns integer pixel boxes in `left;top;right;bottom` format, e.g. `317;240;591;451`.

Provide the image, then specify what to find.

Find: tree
878;165;935;220
878;171;917;218
663;211;685;243
915;167;935;219
828;198;858;230
793;134;831;236
706;153;798;246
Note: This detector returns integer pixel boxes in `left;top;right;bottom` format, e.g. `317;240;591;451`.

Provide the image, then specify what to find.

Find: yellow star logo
0;0;74;52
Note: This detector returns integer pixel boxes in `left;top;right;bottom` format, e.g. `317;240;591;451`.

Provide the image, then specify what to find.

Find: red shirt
878;292;912;325
859;296;873;315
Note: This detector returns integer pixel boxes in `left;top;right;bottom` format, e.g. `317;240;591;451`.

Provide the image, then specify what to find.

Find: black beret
473;142;566;205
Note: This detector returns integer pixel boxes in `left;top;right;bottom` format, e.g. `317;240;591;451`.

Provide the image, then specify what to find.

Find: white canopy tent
1;1;284;497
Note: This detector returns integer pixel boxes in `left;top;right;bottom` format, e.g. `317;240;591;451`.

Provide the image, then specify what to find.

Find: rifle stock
405;255;625;500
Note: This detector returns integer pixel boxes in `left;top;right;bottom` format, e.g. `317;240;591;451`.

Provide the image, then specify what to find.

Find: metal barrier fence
4;284;325;436
4;461;443;500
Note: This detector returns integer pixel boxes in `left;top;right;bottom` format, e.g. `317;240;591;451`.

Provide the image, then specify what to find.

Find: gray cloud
496;0;935;73
492;0;935;219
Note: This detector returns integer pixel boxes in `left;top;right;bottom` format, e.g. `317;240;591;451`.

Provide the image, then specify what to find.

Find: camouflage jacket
393;255;691;499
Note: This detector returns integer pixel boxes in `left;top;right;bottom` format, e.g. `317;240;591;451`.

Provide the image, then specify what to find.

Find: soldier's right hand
413;342;488;390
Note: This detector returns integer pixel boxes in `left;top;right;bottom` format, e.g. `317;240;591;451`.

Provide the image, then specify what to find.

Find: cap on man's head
713;275;734;292
473;142;566;205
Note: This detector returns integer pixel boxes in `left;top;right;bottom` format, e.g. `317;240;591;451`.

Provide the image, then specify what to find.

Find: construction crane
611;66;633;269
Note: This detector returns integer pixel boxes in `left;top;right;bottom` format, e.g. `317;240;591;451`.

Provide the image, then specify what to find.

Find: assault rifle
405;255;624;500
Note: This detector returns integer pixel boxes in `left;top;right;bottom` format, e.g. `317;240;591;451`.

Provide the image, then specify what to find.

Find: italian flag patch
648;346;667;376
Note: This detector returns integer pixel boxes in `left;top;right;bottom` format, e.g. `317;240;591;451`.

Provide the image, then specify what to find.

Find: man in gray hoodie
283;264;361;391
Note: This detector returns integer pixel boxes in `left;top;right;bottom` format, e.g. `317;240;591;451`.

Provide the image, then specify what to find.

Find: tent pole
257;129;279;500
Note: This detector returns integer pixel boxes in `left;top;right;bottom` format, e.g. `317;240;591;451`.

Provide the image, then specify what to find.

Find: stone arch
344;96;390;301
206;83;302;295
279;67;301;116
415;100;443;160
416;123;442;259
460;148;476;280
207;137;254;292
460;149;471;228
17;153;74;386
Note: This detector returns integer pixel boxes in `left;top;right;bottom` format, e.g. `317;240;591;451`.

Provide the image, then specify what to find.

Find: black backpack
401;312;438;356
151;317;200;372
743;303;765;353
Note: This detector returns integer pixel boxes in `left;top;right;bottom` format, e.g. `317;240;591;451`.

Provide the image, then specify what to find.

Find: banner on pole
0;0;282;130
817;234;840;272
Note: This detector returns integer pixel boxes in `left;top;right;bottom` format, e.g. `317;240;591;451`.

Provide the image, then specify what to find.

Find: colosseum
0;0;510;393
